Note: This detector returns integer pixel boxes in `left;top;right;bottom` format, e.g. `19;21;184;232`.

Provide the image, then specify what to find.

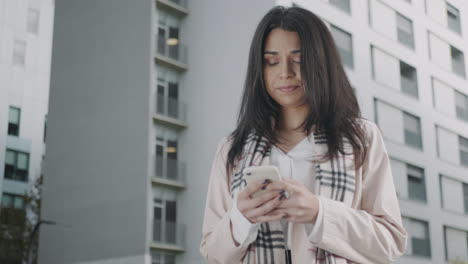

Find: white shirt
230;134;325;248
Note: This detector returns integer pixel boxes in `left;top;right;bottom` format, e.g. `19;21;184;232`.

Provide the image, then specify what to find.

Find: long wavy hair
227;6;368;172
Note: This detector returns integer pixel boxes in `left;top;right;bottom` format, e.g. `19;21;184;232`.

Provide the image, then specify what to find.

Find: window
447;3;461;34
396;13;414;49
8;107;20;136
151;250;176;264
153;189;178;245
400;61;418;98
27;8;40;34
455;90;468;121
157;23;181;61
404;218;431;257
403;113;422;149
1;193;24;209
330;25;353;68
464;183;468;214
4;149;29;182
12;40;26;66
156;136;179;181
330;0;351;14
407;164;426;202
444;226;468;261
459;136;468;166
156;71;182;120
451;46;466;78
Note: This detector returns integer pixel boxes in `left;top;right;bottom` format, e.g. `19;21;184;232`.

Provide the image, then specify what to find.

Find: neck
277;105;309;134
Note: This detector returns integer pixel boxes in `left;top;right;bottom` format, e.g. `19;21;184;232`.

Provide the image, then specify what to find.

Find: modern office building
0;0;54;261
296;0;468;263
38;0;467;263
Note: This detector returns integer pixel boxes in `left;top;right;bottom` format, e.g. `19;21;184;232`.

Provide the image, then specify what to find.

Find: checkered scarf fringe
231;132;356;264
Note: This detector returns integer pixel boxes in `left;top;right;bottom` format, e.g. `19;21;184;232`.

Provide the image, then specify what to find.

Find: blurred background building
0;0;465;263
0;0;54;263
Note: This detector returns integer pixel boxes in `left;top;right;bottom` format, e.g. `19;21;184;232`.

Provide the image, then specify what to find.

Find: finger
254;212;287;223
246;194;284;219
239;190;279;211
275;196;300;209
239;178;272;199
259;180;288;192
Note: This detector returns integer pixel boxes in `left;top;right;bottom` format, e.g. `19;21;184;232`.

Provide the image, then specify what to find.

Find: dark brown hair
227;6;368;172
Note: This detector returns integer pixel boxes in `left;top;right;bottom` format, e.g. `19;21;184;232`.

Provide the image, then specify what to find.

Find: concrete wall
38;0;154;263
179;0;275;262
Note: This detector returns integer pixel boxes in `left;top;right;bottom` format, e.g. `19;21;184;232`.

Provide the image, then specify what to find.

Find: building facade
0;0;54;261
38;0;467;263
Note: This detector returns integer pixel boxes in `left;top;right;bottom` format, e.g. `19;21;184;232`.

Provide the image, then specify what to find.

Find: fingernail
262;179;271;185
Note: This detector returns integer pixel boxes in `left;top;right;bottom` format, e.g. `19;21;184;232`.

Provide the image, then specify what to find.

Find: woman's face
263;28;306;109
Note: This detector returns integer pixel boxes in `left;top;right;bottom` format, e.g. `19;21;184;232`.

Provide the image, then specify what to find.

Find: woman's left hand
257;178;320;224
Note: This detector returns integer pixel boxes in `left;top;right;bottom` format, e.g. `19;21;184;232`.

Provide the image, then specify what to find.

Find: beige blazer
200;120;408;264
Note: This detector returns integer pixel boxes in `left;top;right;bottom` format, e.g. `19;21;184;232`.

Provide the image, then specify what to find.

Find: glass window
1;193;24;209
27;8;40;34
403;113;422;149
455;90;468;121
463;183;468;214
12;40;26;66
3;149;29;182
1;193;14;208
400;61;418;98
330;25;353;68
407;164;426;202
447;3;461;34
451;46;466;78
8;107;20;136
459;136;468;166
404;217;431;257
397;13;414;49
330;0;351;14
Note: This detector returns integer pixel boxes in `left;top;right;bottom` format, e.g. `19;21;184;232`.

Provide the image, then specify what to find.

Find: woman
200;6;407;264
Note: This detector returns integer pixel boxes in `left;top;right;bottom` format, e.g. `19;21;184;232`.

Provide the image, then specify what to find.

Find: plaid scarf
230;132;356;264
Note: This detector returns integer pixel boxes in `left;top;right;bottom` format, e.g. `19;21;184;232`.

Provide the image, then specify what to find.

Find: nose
279;59;295;79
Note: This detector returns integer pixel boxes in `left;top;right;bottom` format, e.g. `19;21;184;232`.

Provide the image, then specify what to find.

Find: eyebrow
263;49;301;55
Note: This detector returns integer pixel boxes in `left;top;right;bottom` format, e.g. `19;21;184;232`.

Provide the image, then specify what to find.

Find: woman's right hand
236;179;287;223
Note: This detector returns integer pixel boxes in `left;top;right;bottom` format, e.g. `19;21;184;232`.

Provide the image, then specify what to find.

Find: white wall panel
441;176;464;213
373;47;400;90
436;126;459;163
376;100;404;143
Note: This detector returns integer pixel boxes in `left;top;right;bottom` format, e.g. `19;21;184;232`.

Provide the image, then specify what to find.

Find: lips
278;85;299;93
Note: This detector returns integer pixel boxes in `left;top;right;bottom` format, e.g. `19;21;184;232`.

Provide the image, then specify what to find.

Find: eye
264;58;279;66
292;57;301;63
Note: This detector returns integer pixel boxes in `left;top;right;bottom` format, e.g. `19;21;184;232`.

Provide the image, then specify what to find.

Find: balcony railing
155;157;186;185
156;38;188;66
156;96;187;123
153;220;185;248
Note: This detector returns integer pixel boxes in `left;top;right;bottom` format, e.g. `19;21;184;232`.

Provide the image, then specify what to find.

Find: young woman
200;6;407;264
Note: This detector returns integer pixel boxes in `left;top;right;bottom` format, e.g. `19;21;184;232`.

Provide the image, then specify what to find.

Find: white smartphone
243;165;282;198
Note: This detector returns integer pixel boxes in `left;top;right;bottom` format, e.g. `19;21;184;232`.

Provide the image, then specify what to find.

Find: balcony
156;0;188;16
152;220;185;252
155;38;188;71
154;96;187;128
153;157;186;188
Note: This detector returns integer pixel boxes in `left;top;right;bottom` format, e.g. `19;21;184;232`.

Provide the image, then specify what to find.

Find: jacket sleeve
313;121;408;264
199;137;249;263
